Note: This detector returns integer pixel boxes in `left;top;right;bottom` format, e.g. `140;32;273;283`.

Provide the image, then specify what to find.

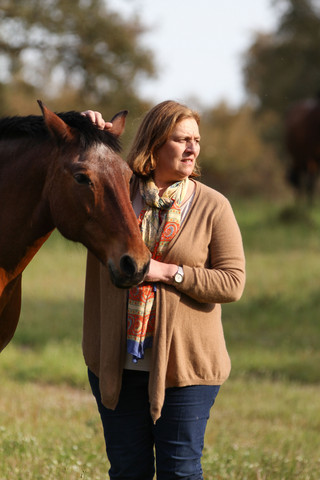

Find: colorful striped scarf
127;177;189;363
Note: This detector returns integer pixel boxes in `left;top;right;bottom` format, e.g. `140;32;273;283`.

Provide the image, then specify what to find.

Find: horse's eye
74;173;92;186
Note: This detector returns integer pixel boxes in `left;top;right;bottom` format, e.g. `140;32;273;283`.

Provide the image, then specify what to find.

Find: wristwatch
174;266;184;284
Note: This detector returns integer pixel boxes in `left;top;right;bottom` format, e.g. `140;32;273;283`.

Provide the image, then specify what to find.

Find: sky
108;0;278;109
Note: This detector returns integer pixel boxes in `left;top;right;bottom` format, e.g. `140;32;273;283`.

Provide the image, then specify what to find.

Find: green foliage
241;0;320;179
2;0;320;199
1;0;312;198
243;0;320;116
199;103;290;197
0;0;155;114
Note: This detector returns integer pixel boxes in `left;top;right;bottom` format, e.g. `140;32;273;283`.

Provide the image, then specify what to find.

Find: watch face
175;272;183;283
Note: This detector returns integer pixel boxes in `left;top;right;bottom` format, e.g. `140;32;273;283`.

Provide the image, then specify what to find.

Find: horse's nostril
120;255;137;277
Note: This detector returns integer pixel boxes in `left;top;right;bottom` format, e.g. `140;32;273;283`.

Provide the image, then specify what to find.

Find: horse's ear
37;100;77;144
109;110;128;137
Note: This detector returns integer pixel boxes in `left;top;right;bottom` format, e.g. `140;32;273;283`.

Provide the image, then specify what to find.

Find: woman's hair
127;100;201;178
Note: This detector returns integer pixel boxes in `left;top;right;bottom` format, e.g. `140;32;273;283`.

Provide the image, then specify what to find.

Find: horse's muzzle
108;255;150;289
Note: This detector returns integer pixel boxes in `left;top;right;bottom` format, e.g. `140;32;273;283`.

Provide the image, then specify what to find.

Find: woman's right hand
81;110;113;130
144;259;178;284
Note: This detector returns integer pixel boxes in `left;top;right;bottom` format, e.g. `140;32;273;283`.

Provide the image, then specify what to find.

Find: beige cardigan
82;179;245;423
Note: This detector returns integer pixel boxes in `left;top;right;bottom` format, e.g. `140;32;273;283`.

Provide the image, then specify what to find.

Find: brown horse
0;101;150;352
285;97;320;203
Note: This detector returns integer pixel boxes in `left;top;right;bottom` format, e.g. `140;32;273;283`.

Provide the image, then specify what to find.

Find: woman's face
153;118;200;189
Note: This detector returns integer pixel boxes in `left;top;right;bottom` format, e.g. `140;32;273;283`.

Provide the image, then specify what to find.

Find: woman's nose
186;140;198;152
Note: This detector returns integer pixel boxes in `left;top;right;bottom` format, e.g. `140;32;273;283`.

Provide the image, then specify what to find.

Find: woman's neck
153;175;185;197
155;177;195;201
157;185;168;197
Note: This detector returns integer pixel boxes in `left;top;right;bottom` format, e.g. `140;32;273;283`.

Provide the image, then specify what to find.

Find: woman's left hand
81;110;113;130
144;259;178;284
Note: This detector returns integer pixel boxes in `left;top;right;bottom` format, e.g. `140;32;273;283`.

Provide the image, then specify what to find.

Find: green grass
1;199;320;479
13;234;86;348
0;378;107;480
203;378;320;479
226;199;320;379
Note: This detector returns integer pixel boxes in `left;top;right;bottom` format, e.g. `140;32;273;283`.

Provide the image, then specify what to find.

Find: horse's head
39;101;150;288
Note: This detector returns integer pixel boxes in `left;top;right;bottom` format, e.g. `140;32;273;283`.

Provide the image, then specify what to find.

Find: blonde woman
82;101;245;480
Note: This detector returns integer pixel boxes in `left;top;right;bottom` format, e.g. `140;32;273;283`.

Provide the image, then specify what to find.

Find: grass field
0;198;319;479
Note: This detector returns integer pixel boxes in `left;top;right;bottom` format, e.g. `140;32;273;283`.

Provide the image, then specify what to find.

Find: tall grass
1;199;320;479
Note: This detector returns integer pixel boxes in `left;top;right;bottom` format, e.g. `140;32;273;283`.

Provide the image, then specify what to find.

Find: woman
82;101;245;480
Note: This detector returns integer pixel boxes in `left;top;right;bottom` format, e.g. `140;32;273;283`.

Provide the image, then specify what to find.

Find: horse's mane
0;111;121;152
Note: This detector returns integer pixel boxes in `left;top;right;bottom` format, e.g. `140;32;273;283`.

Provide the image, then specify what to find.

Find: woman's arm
149;196;245;304
145;198;245;304
177;199;245;304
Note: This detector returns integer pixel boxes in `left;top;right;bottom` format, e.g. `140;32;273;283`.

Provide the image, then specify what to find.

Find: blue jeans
88;369;220;480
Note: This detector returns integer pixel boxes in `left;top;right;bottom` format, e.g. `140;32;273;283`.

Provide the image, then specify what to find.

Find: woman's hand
144;259;178;284
81;110;113;130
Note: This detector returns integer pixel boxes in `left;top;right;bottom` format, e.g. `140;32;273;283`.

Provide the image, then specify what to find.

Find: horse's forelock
58;111;122;153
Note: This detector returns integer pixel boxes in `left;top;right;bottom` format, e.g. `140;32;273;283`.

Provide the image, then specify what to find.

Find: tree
198;102;287;197
0;0;155;114
243;0;320;117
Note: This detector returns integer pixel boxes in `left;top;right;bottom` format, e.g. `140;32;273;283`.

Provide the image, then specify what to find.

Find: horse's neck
0;142;55;291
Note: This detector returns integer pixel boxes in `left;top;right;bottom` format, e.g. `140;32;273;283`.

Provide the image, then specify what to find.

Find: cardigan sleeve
175;196;245;304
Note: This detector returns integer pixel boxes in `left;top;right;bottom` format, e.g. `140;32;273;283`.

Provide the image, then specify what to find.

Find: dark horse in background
285;96;320;203
0;101;150;352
